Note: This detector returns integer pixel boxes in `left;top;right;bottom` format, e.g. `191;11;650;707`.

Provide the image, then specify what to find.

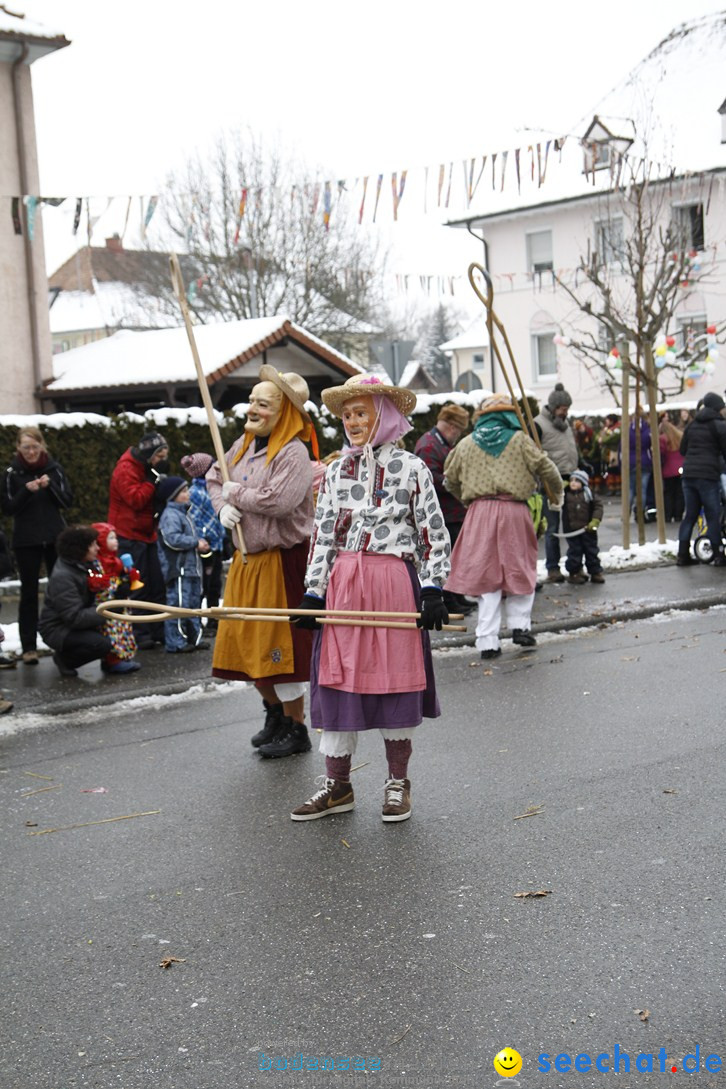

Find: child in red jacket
90;522;142;673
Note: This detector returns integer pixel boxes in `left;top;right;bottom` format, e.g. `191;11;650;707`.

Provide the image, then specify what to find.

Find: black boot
250;700;284;748
258;717;312;759
676;543;696;566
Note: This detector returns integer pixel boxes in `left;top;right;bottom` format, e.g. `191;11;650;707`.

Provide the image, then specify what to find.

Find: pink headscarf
342;394;412;453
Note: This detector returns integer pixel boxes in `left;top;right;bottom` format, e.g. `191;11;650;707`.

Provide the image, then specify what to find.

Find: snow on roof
46;316;361;391
440;317;490;351
49;283;180;334
0;8;69;61
447;12;726;227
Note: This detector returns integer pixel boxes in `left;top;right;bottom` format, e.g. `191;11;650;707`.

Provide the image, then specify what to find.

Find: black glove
417;587;449;631
294;593;325;630
116;576;131;599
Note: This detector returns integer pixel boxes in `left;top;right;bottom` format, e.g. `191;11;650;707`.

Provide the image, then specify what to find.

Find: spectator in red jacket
107;431;169;647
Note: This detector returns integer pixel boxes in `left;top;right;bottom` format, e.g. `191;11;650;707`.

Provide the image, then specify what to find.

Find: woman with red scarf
1;427;73;664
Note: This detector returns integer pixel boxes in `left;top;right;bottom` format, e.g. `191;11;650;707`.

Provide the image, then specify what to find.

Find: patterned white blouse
305;443;451;598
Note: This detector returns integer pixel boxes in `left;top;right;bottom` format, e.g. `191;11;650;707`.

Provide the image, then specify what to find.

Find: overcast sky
24;0;725;284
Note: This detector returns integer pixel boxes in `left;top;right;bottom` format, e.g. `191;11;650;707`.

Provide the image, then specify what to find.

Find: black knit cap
702;392;725;412
57;525;98;564
156;476;187;507
135;431;168;461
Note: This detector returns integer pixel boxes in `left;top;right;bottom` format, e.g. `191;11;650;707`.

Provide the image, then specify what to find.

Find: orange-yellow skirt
212;541;312;684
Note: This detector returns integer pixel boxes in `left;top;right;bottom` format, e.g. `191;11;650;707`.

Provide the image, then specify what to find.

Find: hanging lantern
704;361;716;376
664;350;677;364
685;377;696;388
654;355;666;370
666;336;676;348
707;324;717;335
655;345;667;357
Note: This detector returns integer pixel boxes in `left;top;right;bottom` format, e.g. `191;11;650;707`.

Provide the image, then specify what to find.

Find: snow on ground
0;680;248;739
536;538;679;577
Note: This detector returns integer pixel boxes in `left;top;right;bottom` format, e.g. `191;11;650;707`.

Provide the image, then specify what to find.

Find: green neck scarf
472;411;522;458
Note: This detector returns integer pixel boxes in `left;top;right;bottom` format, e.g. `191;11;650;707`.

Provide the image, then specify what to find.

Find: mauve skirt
310;553;440;732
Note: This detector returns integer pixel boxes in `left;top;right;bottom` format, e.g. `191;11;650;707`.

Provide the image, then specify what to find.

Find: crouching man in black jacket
39;527;113;677
677;392;726;566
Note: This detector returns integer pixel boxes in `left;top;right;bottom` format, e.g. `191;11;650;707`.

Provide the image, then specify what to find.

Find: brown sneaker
546;570;565;583
22;651;39;665
382;778;412;823
590;572;605;583
291;777;355;821
567;572;588;584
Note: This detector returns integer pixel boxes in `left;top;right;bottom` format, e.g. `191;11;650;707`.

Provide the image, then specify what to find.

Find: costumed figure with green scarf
443;395;562;660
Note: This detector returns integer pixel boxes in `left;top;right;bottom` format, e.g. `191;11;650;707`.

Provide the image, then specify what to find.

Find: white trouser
475;590;535;651
319;728;417;757
273;682;306;703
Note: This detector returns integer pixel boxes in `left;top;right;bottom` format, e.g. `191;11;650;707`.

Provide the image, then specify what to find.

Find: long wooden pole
169;253;247;562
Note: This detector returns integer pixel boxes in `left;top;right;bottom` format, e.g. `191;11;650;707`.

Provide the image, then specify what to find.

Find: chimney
106;234;123;253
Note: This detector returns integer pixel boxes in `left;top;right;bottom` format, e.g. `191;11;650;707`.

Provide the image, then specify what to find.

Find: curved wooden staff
169;253;247;563
467;262;540;444
97;600;466;632
468;262;559;503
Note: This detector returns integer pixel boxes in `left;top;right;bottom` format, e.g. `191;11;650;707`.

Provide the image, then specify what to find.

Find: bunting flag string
372;174;383;223
437;164;445;207
500;150;508;193
358;175;369;224
322;180;332;231
72;197;82;235
515;148;521;194
233;187;248;244
491;152;498;191
444;162;453;209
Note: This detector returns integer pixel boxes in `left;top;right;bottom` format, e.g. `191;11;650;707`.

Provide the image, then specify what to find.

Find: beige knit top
443;430;563;505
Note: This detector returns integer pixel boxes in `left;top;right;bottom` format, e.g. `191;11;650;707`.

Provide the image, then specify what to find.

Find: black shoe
258;717;312;758
136;637;157;650
713;555;726;567
480;648;502;660
0;655;16;670
512;629;537;647
251;700;284;748
193;640;211;650
53;652;78;678
676;553;697;566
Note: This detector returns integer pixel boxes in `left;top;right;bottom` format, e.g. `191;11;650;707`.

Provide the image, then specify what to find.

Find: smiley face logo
493;1048;522;1078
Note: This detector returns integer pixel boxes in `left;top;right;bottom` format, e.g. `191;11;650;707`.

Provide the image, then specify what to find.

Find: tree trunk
643;343;667;545
620;350;630;550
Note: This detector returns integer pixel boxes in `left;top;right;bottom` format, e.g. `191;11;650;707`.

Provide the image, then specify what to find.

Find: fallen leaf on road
513;804;545;820
549;655;563;663
23;772;53;780
635;1008;650;1023
341;839;351;849
20;785;62;798
662;789;678;794
483;669;493;676
514;889;552;898
160;956;186;969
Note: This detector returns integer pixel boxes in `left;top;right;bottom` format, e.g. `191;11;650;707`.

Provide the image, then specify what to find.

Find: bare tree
554;153;725;544
131;133;388;355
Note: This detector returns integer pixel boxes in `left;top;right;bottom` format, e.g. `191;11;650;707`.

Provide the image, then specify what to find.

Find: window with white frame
595;216;625;265
532;333;557;381
673;204;705;251
675;315;708;355
526;230;553;274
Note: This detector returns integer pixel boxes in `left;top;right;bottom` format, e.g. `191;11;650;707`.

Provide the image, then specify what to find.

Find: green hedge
0;395;542;536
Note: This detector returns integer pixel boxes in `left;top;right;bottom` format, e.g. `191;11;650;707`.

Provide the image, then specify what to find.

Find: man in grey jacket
534;383;579;582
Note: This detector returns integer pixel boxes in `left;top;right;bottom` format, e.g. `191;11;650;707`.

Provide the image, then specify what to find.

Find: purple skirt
310;560;440;732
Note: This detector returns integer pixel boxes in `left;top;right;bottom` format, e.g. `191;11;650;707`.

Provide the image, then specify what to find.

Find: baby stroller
693;475;726;562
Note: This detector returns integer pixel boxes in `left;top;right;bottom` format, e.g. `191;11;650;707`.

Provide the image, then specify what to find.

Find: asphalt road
2;605;725;1089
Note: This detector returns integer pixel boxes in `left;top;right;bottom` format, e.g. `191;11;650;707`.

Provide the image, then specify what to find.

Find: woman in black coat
38;525;112;678
1;427;73;663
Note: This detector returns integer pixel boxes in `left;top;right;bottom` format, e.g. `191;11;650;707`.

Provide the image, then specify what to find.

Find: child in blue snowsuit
181;452;226;625
156;477;208;653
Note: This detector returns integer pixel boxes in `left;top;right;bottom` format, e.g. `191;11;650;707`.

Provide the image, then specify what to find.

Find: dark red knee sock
384;738;412;780
325;754;352;782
